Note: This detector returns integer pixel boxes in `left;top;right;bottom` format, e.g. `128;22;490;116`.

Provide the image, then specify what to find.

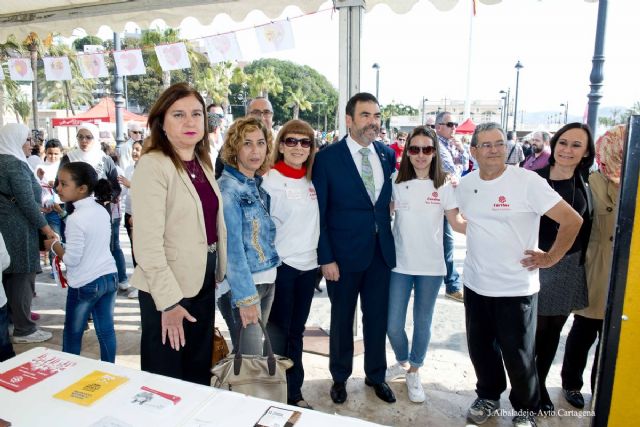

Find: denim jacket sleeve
220;187;260;308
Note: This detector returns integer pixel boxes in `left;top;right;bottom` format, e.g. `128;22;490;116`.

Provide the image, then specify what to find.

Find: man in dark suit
312;92;396;404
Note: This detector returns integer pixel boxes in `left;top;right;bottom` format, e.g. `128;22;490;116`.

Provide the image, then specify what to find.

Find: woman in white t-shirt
262;119;319;409
385;126;466;403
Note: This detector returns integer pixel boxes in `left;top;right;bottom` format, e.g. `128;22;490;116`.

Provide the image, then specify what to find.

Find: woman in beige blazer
131;83;227;385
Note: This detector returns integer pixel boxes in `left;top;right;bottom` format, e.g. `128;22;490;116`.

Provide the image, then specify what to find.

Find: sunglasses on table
407;145;436;155
282;137;313;148
438;122;458;128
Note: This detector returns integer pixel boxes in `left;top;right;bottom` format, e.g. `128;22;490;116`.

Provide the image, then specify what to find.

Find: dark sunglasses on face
438;122;458;128
282;137;313;148
398;138;406;142
131;130;143;135
407;145;436;155
426;124;436;129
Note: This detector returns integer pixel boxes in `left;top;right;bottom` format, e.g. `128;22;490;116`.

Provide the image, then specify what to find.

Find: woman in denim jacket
218;117;280;355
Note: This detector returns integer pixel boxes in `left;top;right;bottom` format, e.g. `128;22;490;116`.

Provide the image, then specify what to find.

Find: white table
0;348;385;427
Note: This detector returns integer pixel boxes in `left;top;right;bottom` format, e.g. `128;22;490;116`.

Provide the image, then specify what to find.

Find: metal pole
372;63;380;101
113;32;125;146
587;0;608;133
337;0;364;136
505;88;511;131
513;61;523;133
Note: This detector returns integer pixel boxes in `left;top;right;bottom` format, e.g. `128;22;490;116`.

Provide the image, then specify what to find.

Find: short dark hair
548;122;595;172
506;131;515;141
44;139;62;150
471;122;506;147
345;92;379;118
207;103;223;112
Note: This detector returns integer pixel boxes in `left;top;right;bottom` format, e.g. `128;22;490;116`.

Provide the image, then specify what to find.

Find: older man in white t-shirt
456;122;582;427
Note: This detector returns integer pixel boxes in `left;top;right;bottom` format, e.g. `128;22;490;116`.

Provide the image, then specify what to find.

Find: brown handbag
211;327;229;367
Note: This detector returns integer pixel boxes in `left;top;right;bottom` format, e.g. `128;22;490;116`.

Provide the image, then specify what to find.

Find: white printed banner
203;33;243;63
255;20;295;53
8;58;34;81
112;49;146;76
77;53;109;79
154;42;191;71
43;56;72;81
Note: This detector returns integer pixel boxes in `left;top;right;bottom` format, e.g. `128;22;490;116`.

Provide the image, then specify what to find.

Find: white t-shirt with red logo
457;166;561;297
392;179;457;275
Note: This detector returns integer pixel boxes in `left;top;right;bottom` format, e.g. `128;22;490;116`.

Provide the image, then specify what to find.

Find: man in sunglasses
313;92;397;405
435;111;467;303
117;121;145;170
389;131;408;170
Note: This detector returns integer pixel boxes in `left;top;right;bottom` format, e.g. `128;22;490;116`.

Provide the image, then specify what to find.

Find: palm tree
22;32;53;130
4;84;31;124
285;88;312;120
195;61;233;106
0;35;23;127
247;66;283;99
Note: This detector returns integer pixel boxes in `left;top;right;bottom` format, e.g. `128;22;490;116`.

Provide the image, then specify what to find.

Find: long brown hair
143;82;212;171
221;117;273;175
395;126;446;188
273;119;316;180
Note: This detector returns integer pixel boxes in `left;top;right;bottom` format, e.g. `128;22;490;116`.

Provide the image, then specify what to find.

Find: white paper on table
78;53;109;79
154;42;191;71
8;58;34;81
112;49;146;76
203;33;243;63
255;21;295;53
88;416;133;427
43;56;72;81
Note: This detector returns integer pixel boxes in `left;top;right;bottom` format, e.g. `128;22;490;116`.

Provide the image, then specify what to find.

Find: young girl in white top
45;161;118;362
262;119;319;409
385;126;466;403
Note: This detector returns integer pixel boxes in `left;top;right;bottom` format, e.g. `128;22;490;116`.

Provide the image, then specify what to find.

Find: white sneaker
118;281;131;291
127;288;139;299
12;329;52;344
385;362;408;382
406;371;426;403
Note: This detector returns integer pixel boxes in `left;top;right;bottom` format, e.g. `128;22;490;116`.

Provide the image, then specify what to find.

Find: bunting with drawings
112;49;146;76
255;20;295;53
8;58;34;81
43;56;72;81
154;42;191;71
77;53;109;79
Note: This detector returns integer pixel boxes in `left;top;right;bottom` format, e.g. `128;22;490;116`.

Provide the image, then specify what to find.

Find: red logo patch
493;195;510;210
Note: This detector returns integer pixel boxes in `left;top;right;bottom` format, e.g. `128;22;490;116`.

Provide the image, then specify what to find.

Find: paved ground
14;229;595;426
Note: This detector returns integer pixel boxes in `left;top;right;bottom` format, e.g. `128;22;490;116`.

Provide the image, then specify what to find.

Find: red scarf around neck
273;160;306;179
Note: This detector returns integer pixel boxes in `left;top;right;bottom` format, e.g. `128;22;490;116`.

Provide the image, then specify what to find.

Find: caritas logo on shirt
426;191;441;205
492;195;511;210
308;187;317;200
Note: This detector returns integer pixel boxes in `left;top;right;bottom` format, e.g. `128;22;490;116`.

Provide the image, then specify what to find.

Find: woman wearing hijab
0;123;57;343
57;123;126;290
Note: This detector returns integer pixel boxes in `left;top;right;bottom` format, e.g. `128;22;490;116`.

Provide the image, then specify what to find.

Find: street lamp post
500;88;510;130
421;96;428;125
560;102;569;124
372;63;380;100
513;61;523;133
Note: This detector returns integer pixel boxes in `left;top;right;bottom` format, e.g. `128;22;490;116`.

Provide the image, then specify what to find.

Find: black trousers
464;286;540;411
561;314;602;392
266;263;316;402
138;252;216;386
327;240;391;384
535;314;568;402
124;213;137;268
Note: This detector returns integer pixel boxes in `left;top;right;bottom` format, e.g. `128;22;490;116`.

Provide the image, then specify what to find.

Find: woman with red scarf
262;119;319;409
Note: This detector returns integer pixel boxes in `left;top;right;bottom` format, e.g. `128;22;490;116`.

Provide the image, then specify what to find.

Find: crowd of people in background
0;82;631;427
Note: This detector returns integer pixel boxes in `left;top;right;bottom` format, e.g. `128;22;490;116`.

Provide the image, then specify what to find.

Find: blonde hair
596;124;626;185
221;117;273;175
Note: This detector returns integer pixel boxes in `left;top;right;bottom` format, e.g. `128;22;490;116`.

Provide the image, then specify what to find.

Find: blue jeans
387;272;443;368
443;217;461;294
111;217;128;284
45;210;65;265
0;303;15;362
63;273;118;362
233;282;275;356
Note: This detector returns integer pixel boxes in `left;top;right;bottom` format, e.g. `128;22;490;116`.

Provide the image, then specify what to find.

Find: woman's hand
161;305;197;350
118;175;131;188
41;225;59;241
521;249;558;271
238;304;260;328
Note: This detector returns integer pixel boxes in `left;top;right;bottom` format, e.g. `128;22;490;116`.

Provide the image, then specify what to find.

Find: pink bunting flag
43;57;72;81
8;58;34;81
203;34;243;64
77;53;109;79
154;42;191;71
112;49;146;76
255;21;295;53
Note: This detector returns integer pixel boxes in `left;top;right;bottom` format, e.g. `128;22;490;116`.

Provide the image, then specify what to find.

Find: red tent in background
455;118;476;135
51;97;147;127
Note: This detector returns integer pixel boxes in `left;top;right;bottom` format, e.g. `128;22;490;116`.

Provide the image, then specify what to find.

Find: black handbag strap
233;318;277;376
